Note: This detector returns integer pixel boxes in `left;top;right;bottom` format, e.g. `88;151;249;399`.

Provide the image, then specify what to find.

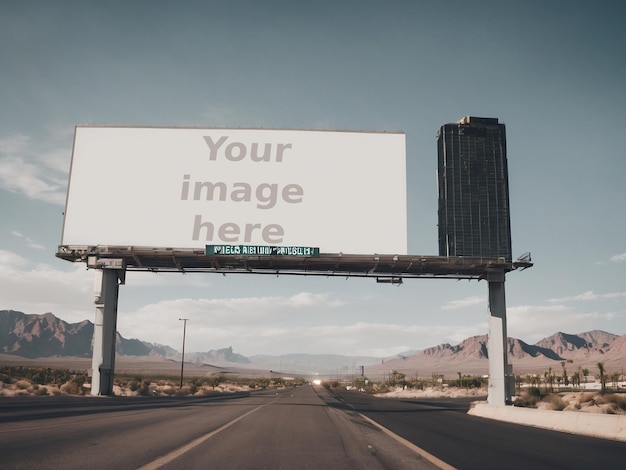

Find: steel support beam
91;268;124;396
487;279;513;405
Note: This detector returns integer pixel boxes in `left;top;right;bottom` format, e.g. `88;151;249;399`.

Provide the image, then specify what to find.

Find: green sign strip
206;245;320;257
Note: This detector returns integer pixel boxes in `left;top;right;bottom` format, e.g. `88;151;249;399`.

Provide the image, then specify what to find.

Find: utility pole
179;318;188;388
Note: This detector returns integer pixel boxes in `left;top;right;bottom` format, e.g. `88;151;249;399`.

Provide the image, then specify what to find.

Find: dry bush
174;386;191;397
15;379;31;390
0;373;13;384
33;386;49;396
137;382;152;396
578;392;596;404
60;380;86;395
546;394;568;411
595;393;626;414
514;391;538;408
514;387;542;408
373;383;391;394
194;386;219;396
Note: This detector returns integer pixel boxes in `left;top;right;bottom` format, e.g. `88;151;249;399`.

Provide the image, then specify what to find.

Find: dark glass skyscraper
437;116;512;261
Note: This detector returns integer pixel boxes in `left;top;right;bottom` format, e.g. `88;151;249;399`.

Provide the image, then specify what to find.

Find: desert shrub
137;381;152;396
60;381;80;394
0;373;13;384
30;368;48;385
546;394;568;411
579;392;596;404
374;383;391;394
33;386;49;396
15;380;31;390
596;393;626;412
193;387;215;396
1;366;84;386
205;375;224;389
514;389;541;408
456;376;486;389
60;377;87;395
128;379;141;392
514;387;542;407
174;386;191;397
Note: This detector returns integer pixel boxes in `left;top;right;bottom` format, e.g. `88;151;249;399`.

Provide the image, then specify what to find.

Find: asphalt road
3;386;626;469
334;389;626;470
0;386;437;470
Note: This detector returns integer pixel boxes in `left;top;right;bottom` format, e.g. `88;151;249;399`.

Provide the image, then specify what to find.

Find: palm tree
561;362;569;387
611;372;620;389
544;367;555;393
571;371;581;390
597;362;606;393
582;367;589;385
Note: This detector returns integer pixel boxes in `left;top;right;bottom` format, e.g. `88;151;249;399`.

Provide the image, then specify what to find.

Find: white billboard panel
61;126;407;254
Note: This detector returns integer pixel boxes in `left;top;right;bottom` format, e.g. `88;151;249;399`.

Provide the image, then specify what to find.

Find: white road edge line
358;413;457;470
137;401;272;470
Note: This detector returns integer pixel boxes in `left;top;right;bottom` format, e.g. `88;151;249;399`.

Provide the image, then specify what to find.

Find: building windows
437;116;512;261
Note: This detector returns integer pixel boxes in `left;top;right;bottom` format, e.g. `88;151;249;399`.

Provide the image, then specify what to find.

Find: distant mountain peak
1;310;93;358
0;310;170;359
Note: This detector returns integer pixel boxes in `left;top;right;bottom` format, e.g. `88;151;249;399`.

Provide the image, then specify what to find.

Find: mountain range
1;310;625;377
367;330;626;378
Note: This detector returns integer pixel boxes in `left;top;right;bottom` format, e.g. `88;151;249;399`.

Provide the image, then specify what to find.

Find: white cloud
0;131;71;205
604;292;626;299
548;291;626;302
119;292;344;331
442;295;485;310
286;292;345;308
0;249;94;323
0;134;30;154
548;291;598;302
0;250;29;268
507;304;620;344
124;271;212;288
610;252;626;262
11;230;46;250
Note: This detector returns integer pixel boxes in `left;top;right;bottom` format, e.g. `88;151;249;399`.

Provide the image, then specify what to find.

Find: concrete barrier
468;402;626;441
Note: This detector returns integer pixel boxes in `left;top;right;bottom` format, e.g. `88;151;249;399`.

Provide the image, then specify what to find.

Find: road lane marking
137;400;273;470
358;413;457;470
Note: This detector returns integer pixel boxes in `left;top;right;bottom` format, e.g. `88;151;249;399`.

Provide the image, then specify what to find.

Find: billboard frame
56;245;530;280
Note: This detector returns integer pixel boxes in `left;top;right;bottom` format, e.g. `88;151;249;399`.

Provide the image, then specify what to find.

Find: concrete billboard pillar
91;268;124;396
487;279;512;406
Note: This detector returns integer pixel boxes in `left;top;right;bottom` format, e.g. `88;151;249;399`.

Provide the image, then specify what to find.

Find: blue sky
1;0;625;357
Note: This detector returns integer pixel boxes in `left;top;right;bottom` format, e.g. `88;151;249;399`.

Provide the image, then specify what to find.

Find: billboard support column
487;275;512;406
91;267;125;396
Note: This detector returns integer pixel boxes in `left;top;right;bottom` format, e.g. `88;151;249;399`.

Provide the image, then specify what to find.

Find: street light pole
179;318;188;388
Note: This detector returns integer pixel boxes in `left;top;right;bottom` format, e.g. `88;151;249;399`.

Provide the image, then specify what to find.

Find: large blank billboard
61;126;407;254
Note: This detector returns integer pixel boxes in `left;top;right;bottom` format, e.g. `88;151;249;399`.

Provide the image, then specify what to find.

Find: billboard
61;126;407;254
